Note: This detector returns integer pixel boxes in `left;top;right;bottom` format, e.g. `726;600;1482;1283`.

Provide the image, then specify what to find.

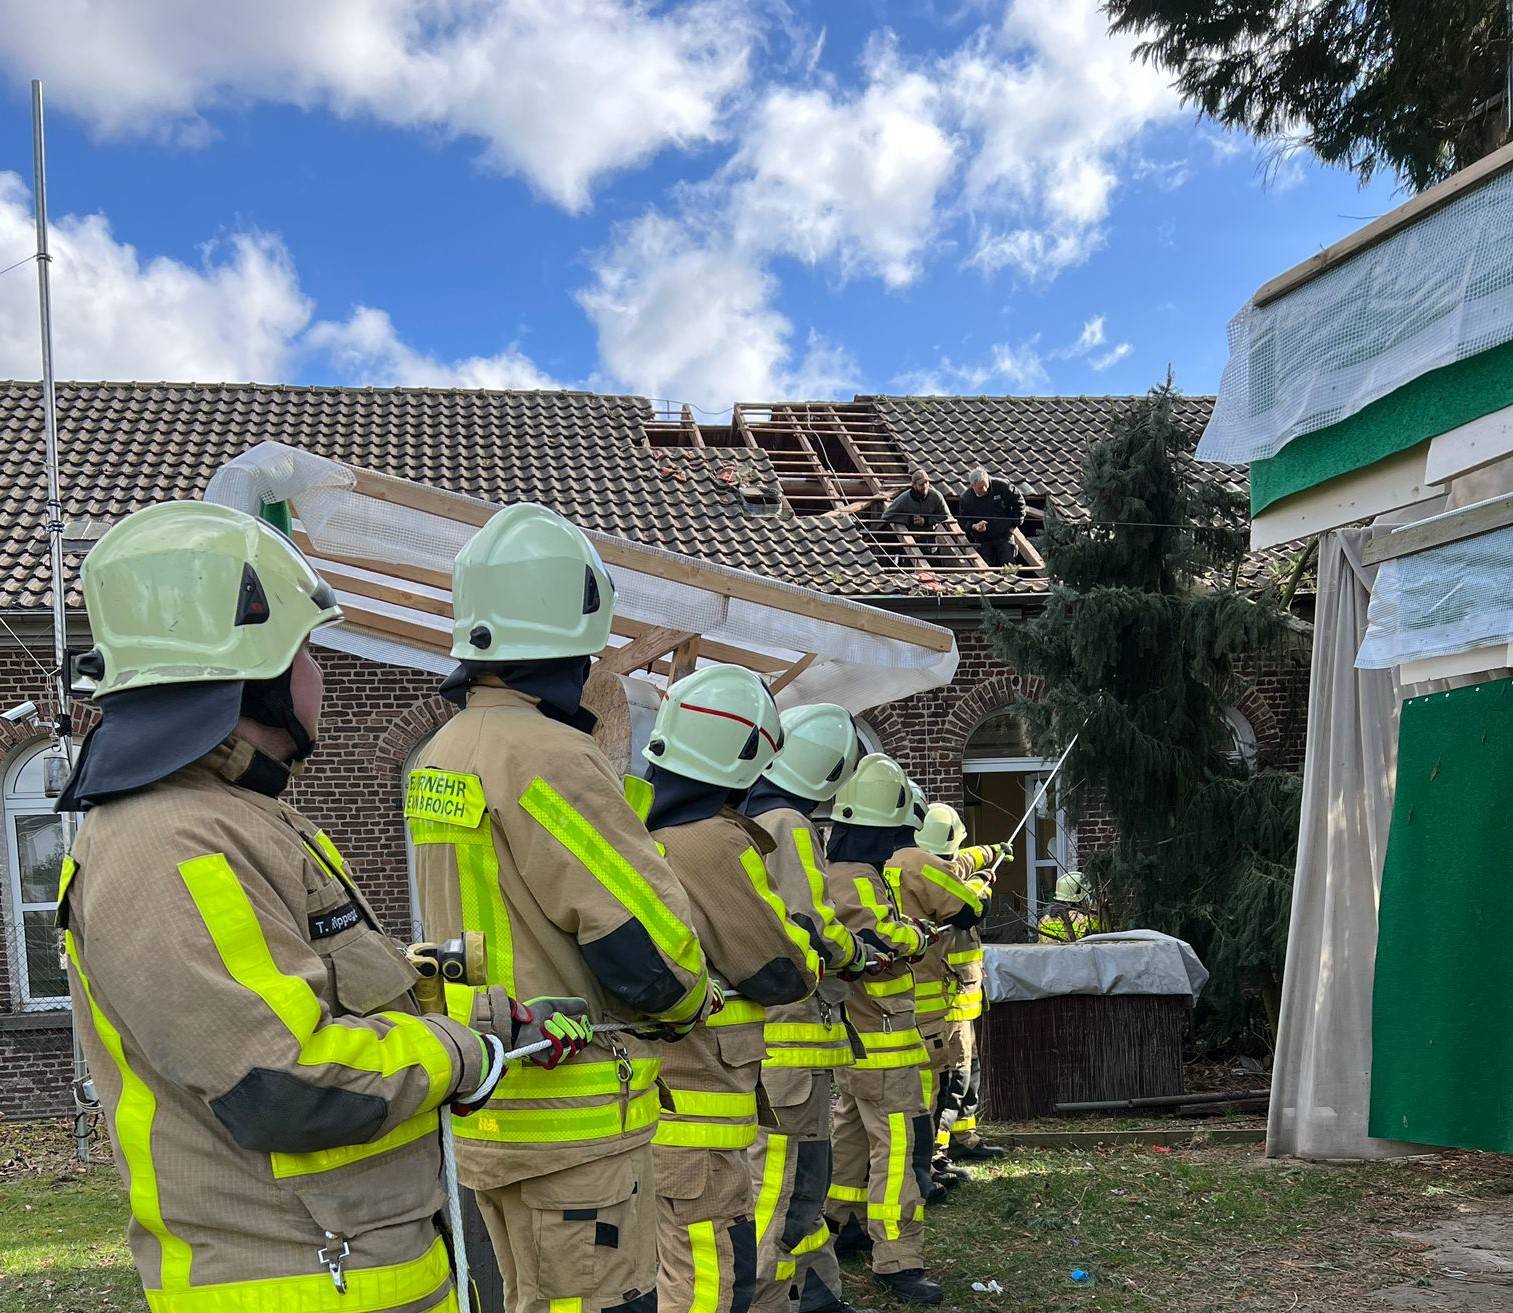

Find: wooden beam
669;637;700;682
821;495;884;518
338;603;451;652
319;564;451;619
596;627;695;676
767;651;816;697
1253;139;1513;307
1249;444;1442;552
1011;529;1044;572
612;615;789;674
295;531;454;591
1361;490;1513;566
344;465;956;653
1424;404;1513;485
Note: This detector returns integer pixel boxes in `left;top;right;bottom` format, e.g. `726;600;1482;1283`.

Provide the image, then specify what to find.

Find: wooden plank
1398;642;1513;684
596;627;695;675
346;465;956;654
1254;139;1513;307
338;603;451;651
319;564;452;619
294;531;454;591
669;637;700;682
1011;529;1044;571
1361;490;1513;565
995;1127;1265;1150
766;651;816;696
613;616;788;674
1249;444;1443;551
820;495;884;518
1424;404;1513;484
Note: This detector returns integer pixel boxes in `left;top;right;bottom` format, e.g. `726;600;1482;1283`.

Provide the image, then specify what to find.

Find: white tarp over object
1198;166;1513;467
982;932;1207;1005
205;441;958;711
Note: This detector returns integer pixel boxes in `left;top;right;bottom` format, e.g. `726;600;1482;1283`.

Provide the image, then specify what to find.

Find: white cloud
0;172;554;388
307;307;560;389
578;212;856;404
0;0;753;211
1048;313;1131;371
1090;342;1132;371
950;0;1180;279
727;38;958;287
0;173;311;381
894;340;1048;395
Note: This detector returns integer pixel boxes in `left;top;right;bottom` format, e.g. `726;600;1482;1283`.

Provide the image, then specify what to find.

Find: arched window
1222;707;1259;769
4;739;69;1009
401;733;435;943
854;718;885;756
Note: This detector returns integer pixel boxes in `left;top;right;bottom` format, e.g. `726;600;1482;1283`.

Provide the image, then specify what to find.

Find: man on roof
881;471;951;534
956;468;1025;568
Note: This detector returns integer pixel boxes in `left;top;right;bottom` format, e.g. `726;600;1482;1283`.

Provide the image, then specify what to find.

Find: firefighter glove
511;996;594;1069
451;1032;509;1116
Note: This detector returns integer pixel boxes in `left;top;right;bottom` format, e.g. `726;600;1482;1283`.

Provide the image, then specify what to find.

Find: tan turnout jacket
408;681;710;1189
63;740;483;1311
886;846;990;1038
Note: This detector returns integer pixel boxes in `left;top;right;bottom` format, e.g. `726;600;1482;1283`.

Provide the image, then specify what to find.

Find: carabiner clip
318;1231;350;1294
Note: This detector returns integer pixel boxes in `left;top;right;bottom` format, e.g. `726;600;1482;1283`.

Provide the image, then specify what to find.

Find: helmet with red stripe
643;664;785;790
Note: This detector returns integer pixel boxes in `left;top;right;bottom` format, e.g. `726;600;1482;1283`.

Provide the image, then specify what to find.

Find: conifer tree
988;380;1304;1044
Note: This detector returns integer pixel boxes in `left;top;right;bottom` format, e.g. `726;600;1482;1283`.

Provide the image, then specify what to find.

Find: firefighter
640;664;823;1313
823;754;940;1306
57;502;580;1313
408;503;713;1313
743;703;879;1313
1038;872;1102;942
889;802;993;1200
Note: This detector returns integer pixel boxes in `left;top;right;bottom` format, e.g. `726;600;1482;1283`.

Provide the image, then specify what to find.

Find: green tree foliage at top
989;381;1304;1046
1103;0;1513;189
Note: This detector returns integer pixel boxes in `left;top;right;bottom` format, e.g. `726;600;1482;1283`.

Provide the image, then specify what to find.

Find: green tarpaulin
1371;676;1513;1153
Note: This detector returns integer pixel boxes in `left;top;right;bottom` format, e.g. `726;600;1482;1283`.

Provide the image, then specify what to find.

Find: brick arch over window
0;700;98;757
373;695;457;776
1229;684;1283;766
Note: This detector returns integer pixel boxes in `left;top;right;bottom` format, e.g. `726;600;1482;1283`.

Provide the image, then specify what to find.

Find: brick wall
0;620;1311;1118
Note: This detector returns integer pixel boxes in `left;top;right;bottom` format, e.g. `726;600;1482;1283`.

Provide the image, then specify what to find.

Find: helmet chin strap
240;667;317;762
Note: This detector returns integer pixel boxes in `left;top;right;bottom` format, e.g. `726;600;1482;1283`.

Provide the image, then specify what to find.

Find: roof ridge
0;378;650;404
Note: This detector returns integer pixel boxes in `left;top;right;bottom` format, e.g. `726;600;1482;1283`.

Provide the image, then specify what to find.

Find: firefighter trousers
748;1071;845;1313
473;1145;658;1313
826;1065;926;1274
938;1021;984;1148
656;1143;758;1313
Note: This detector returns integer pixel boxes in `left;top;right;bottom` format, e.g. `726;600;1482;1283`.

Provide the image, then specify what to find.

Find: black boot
805;1301;882;1313
950;1140;1008;1161
932;1156;970;1183
832;1217;872;1260
874;1270;943;1305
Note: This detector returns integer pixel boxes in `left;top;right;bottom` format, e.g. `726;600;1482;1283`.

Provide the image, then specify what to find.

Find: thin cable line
0;252;37;279
0;611;57;682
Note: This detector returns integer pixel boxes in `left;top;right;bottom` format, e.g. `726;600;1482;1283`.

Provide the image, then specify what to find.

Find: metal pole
1006;733;1077;850
31;80;89;1164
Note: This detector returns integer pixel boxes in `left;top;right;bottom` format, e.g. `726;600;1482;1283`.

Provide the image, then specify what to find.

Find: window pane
23;909;67;1000
10;747;58;799
17;812;65;904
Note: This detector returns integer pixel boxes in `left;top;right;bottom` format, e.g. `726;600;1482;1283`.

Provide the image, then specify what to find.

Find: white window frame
4;738;70;1011
962;754;1077;932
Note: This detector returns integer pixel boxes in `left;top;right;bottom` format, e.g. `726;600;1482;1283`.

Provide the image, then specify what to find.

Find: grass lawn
4;1119;1511;1312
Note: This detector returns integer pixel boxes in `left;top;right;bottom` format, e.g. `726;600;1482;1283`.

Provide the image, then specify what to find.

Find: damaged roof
0;380;1240;610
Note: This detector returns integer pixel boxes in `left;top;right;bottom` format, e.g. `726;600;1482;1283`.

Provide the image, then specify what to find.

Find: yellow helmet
451;503;614;661
832;753;908;828
915;802;964;857
82;502;340;698
1054;872;1090;904
763;703;860;802
644;664;784;790
905;780;929;830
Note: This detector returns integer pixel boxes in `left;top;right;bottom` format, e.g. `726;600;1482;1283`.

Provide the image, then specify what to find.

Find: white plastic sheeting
982;932;1207;1005
1199;166;1513;467
205;441;958;711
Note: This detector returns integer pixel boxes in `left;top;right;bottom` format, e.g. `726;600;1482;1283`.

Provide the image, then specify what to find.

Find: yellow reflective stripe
776;1260;797;1281
739;847;822;985
954;1116;977;1134
827;1184;868;1204
65;931;193;1291
176;854;453;1107
654;1119;758;1149
623;775;654;823
946;948;984;966
792;1222;829;1257
920;1068;935;1109
707;998;767;1027
859;1028;923;1050
764;1048;854;1069
456;1088;660;1143
862;975;913;998
491;1057;660;1100
669;1089;757;1118
270;1108;438;1179
551;1301;584;1313
519;777;703;981
55;854;77;919
459;836;513;995
145;1237;450;1313
754;1132;788;1245
689;1220;720;1313
443;981;475;1027
853;876;922;955
790;827;856;968
920;861;982;916
883;1111;907;1235
855;1044;928;1070
763;1021;848;1044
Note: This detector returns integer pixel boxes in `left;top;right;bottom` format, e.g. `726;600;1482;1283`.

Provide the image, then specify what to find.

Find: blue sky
0;1;1401;408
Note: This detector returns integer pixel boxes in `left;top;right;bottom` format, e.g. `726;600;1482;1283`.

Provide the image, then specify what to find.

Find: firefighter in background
641;665;823;1313
57;502;566;1312
409;503;713;1313
824;755;940;1306
743;704;879;1313
1038;872;1102;942
890;803;998;1197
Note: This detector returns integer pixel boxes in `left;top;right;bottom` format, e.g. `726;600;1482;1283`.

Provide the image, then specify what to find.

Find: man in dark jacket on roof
956;467;1024;567
881;471;952;561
